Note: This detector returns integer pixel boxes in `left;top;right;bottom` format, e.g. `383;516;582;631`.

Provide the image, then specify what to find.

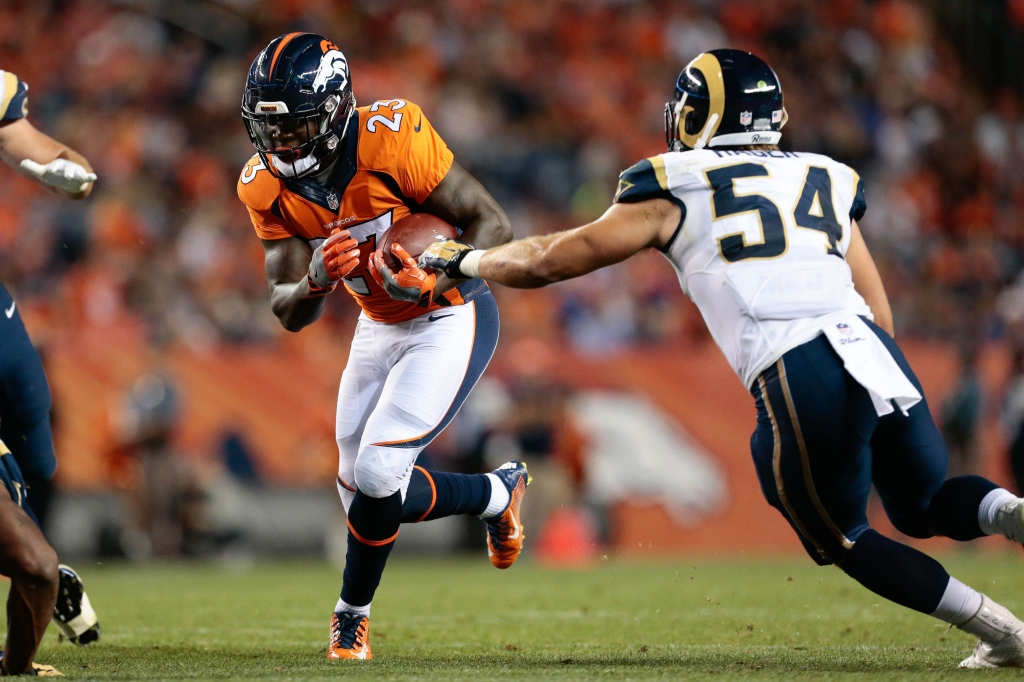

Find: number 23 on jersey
365;99;405;133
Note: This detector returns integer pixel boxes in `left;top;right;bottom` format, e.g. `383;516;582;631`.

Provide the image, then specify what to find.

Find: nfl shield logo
837;323;851;335
327;191;339;211
740;111;752;126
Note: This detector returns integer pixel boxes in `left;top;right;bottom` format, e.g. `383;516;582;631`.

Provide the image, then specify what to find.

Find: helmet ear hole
684;109;703;136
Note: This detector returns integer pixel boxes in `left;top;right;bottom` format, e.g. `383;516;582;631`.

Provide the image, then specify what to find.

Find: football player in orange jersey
238;34;531;661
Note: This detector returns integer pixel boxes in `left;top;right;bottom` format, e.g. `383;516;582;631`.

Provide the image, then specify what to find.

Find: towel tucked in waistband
821;315;922;417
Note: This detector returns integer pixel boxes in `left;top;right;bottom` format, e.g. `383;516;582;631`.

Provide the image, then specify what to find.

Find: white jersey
615;148;870;389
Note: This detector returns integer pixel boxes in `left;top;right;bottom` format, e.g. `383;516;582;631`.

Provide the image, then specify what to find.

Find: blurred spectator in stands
941;344;984;478
108;373;205;558
218;430;262;486
478;339;587;543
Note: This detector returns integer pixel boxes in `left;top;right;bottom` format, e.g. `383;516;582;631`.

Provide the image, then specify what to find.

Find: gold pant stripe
759;374;827;560
778;359;855;550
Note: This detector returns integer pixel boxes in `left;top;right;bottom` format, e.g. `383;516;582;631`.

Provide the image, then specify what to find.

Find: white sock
335;598;370;618
480;473;510;519
978;488;1018;536
931;577;983;625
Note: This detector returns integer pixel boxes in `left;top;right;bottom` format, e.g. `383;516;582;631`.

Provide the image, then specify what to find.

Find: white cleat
992;498;1024;544
958;596;1024;668
53;565;100;646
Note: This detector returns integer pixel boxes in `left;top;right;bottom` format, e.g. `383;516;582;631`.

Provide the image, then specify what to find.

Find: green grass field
17;552;1024;680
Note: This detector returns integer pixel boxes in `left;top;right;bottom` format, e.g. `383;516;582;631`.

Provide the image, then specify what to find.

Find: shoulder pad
614;156;674;204
236;155;281;211
1;71;28;121
356;99;423;170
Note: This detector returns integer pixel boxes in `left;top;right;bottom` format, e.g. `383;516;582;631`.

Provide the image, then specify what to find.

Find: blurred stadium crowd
4;0;1023;353
5;0;1024;524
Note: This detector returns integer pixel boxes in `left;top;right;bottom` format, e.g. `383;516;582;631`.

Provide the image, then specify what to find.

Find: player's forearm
270;280;327;332
476;233;578;288
847;220;894;337
433;212;512;293
458;209;512;250
0;119;94;199
419;162;512;294
866;294;894;338
466;200;677;288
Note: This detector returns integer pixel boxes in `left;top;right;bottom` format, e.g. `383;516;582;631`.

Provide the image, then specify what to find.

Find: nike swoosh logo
414;115;422;132
427;314;453;322
4;302;14;319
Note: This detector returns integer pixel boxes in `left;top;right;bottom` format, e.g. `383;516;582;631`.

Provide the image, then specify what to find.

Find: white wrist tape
459;250;485;278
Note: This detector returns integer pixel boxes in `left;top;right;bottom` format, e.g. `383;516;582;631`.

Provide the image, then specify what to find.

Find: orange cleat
485;461;532;569
327;612;372;661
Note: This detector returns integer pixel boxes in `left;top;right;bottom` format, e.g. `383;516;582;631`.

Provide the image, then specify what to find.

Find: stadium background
2;0;1024;562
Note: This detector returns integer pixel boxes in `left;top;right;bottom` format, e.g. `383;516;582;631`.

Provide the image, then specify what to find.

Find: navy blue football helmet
242;33;356;178
665;49;787;151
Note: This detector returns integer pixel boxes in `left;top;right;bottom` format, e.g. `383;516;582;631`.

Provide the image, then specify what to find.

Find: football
379;213;458;272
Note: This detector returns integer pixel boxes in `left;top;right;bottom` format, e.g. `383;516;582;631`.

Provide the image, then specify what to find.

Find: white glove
19;158;97;193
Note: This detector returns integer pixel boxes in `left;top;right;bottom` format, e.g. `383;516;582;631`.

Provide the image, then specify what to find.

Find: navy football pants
0;283;56;492
750;320;996;613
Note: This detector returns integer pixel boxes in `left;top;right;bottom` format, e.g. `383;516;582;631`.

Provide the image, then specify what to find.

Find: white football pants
335;292;499;511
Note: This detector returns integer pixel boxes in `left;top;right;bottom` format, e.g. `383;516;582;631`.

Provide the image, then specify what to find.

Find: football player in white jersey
414;49;1024;668
0;68;99;675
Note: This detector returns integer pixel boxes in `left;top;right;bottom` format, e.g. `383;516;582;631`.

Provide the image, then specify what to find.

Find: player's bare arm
419;161;512;293
263;229;358;333
846;220;894;337
423;198;680;288
263;237;322;332
0;117;95;200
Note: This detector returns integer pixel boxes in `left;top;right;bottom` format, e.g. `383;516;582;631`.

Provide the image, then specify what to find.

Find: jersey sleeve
850;173;866;221
237;155;291;240
613;155;687;252
614;156;678;205
360;100;454;204
0;71;28;121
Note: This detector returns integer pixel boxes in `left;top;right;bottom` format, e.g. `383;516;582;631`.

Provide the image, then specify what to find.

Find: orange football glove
323;228;360;280
377;243;437;307
367;249;387;289
307;228;358;297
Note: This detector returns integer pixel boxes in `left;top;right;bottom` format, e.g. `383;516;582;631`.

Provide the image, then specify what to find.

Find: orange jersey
237;99;486;323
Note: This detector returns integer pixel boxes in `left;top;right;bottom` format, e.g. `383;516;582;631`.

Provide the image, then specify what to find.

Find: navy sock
927;475;999;541
401;466;491;523
840;529;949;614
340;490;402;608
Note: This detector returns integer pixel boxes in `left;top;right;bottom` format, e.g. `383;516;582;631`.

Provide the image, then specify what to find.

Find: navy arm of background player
473;198;680;288
419;161;512;294
0;118;94;200
262;237;326;333
847;219;894;337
